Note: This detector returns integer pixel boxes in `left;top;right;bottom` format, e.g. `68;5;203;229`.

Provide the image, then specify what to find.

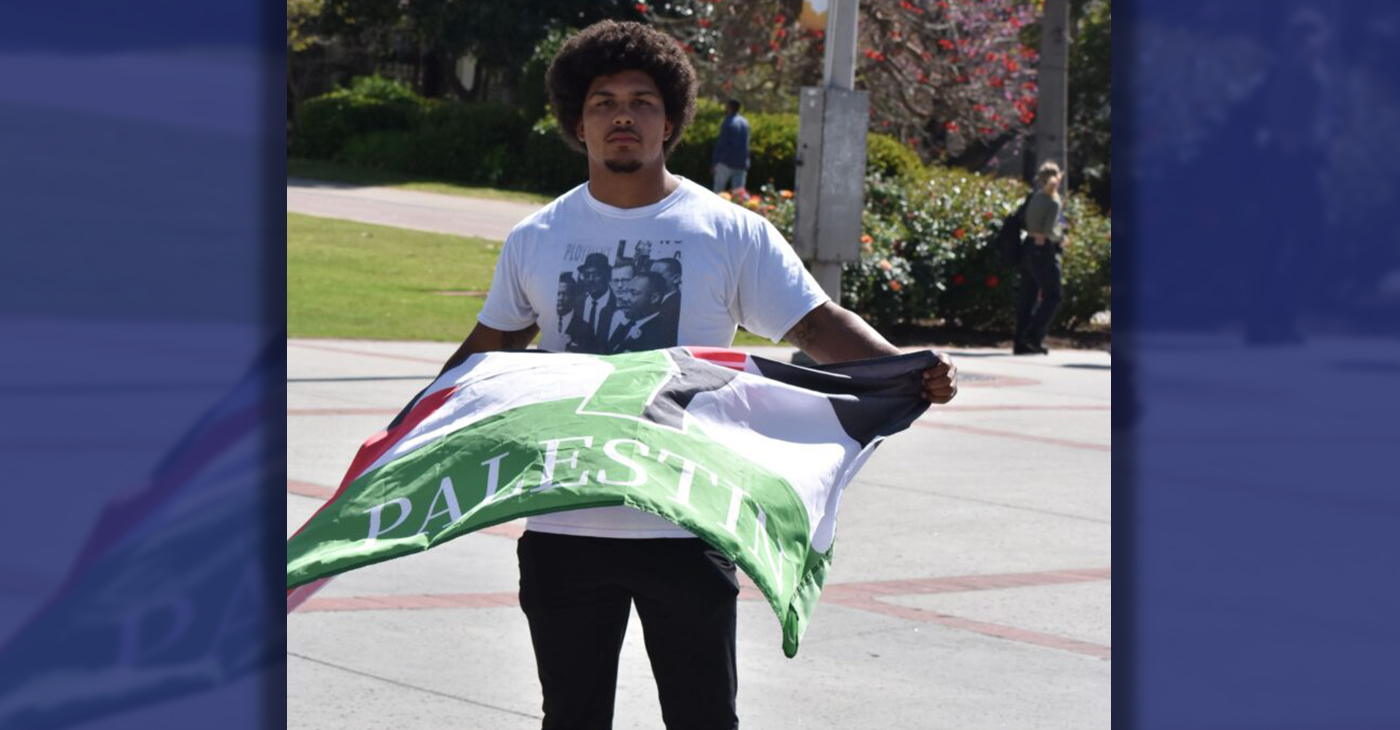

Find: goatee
604;159;644;173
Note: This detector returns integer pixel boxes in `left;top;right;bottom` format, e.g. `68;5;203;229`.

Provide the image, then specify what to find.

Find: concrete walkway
287;339;1111;729
287;178;544;241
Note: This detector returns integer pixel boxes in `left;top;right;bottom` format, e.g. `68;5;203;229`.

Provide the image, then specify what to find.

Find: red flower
635;3;648;12
986;275;999;288
953;274;966;285
953;227;966;239
698;18;711;27
938;39;955;51
983;210;995;220
944;121;959;132
889;280;904;291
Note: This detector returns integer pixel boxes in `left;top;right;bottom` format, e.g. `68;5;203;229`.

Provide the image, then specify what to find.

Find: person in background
1015;161;1068;355
711;98;750;193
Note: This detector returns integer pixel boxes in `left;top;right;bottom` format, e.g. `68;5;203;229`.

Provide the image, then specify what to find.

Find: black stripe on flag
749;351;937;447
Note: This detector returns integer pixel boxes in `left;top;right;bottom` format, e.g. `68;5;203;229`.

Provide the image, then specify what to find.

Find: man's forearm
438;323;539;375
784;302;901;365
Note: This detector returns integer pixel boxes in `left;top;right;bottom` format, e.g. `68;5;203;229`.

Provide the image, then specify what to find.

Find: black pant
1016;245;1063;347
517;532;740;730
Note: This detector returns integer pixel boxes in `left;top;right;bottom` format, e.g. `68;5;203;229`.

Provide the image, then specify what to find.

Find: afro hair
546;21;698;156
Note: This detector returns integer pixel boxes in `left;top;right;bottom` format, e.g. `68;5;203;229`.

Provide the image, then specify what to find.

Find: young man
711;98;750;193
437;20;957;730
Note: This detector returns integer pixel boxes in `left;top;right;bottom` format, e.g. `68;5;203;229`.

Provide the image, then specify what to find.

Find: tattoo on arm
785;315;820;350
784;302;900;364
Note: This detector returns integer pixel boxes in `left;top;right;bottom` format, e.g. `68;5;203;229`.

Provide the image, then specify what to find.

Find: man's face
625;276;662;320
556;282;573;315
610;265;634;301
651;260;680;291
576;70;672;174
579;266;609;297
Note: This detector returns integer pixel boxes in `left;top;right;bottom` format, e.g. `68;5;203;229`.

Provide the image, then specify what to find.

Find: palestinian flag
287;347;934;656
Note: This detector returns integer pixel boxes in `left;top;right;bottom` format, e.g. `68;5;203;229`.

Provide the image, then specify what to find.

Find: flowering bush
647;0;1041;166
749;167;1111;333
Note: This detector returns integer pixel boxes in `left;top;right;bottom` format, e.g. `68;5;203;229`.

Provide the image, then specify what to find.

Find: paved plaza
288;338;1111;729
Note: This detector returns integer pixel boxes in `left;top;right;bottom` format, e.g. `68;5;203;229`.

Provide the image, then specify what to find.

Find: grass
288;212;772;347
289;213;499;341
288;158;556;206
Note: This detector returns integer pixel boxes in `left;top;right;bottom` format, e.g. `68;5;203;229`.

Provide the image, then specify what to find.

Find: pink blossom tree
645;0;1041;170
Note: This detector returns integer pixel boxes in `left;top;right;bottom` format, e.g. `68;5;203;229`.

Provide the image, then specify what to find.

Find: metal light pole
794;0;868;302
1036;0;1070;189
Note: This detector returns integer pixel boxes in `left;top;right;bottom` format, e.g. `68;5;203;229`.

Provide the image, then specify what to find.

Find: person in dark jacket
711;98;750;193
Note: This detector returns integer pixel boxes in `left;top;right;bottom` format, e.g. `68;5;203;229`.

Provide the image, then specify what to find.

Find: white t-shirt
478;176;828;538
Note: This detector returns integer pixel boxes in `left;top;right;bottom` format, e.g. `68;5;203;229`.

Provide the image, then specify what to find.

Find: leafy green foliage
756;167;1111;333
1069;0;1112;208
290;76;424;159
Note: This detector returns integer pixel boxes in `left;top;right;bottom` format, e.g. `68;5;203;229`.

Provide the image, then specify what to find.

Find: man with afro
437;20;958;729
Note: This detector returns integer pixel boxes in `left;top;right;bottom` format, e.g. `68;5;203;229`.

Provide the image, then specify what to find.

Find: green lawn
288;158;556;206
289;213;498;341
288;212;772;346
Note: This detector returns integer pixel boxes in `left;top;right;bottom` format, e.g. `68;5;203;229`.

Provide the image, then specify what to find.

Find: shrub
291;76;424;159
754;168;1111;333
520;116;589;193
865;134;924;182
334;102;533;188
667;99;917;191
417;102;528;184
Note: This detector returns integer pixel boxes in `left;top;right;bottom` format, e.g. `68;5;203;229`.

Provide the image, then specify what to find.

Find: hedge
290;79;922;194
290;76;423;160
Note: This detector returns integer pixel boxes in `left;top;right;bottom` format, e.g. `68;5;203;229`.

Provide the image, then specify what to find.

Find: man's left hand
922;353;958;404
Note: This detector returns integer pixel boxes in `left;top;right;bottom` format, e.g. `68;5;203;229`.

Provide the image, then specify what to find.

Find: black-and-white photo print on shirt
555;238;682;354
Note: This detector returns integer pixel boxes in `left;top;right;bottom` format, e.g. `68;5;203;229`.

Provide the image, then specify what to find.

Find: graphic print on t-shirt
556;238;682;355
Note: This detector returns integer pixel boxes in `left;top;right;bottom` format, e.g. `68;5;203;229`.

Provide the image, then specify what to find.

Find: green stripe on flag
287;389;822;653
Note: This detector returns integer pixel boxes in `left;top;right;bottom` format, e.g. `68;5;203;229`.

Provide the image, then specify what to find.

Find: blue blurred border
0;0;285;728
1125;1;1399;727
